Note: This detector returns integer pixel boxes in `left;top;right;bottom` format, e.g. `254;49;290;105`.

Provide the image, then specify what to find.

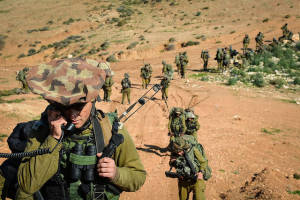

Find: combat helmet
124;73;129;78
185;111;195;119
23;67;29;72
26;58;107;106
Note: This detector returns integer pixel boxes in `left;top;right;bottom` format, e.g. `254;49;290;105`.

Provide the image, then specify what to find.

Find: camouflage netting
27;58;107;105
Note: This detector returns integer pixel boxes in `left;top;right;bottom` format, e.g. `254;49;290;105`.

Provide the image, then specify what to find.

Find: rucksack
194;142;212;180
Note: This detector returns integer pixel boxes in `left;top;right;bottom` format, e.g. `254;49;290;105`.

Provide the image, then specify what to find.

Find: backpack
194;142;212;181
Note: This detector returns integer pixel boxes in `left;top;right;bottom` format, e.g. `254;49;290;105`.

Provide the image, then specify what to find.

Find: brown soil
1;0;300;199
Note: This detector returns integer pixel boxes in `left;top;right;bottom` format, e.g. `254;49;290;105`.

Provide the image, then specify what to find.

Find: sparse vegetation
294;173;300;180
261;128;281;135
262;18;269;23
106;54;118;62
195;11;201;16
100;41;110;50
0;134;8;141
27;26;49;33
287;190;300;196
127;41;138;49
168;37;176;43
63;18;81;25
0;34;7;51
164;44;175;51
284;14;291;19
181;41;199;47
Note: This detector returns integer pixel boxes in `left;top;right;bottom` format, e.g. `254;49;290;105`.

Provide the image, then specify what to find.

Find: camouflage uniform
16;67;30;94
140;64;152;89
162;60;174;80
255;32;264;53
222;48;231;71
121;73;131;105
160;76;170;100
168;135;208;200
201;50;209;71
168;107;186;137
175;54;181;76
103;72;114;102
215;49;224;72
5;58;146;200
185;111;200;141
242;34;250;55
179;52;188;78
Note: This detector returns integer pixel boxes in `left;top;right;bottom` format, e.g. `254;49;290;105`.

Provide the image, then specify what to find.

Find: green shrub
202;6;209;10
230;68;246;77
106;54;118;62
27;48;37;56
293;77;300;85
164;44;175;51
139;35;145;41
269;78;285;88
251;73;265;87
100;41;110;50
117;6;134;18
295;42;300;51
294;173;300;180
0;35;7;51
227;77;238;85
200;76;209;81
18;53;26;58
63;18;81;25
169;37;176;43
127;41;138;49
262;18;269;23
195;11;201;16
116;19;127;26
181;41;199;47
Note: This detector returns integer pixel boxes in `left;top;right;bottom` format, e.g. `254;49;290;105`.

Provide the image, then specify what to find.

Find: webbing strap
69;153;97;165
91;103;105;153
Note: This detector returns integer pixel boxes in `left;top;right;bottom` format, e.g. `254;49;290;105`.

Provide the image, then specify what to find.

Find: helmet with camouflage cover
124;73;129;78
26;58;107;106
23;67;29;72
185;111;195;119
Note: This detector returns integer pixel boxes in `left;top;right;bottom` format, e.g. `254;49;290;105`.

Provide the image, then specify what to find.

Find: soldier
6;58;146;200
168;107;186;137
121;73;131;105
255;32;264;53
185;111;200;141
175;53;181;76
279;23;294;43
16;67;30;94
222;48;231;71
242;34;250;55
102;71;114;102
162;60;174;80
140;64;152;89
167;135;210;200
200;50;210;71
215;48;224;72
179;52;189;78
160;75;170;101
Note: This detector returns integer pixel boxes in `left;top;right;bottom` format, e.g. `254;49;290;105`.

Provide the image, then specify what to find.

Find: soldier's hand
96;153;117;180
197;172;203;180
47;109;67;139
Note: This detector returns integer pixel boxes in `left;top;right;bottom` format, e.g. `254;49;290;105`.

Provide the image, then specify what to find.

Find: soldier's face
63;102;92;128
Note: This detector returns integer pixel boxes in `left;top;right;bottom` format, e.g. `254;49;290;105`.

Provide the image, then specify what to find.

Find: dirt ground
0;0;300;199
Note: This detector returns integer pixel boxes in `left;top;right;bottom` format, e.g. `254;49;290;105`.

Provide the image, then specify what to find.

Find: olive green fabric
0;169;5;197
16;114;146;199
178;179;206;200
168;115;186;136
140;64;152;89
160;78;170;100
103;76;114;101
16;68;30;94
185;118;200;141
121;88;130;104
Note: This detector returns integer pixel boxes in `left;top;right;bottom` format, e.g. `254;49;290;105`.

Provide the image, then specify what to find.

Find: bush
28;48;37;56
106;54;118;62
164;44;175;51
227;77;238;85
181;41;199;47
294;77;300;85
116;19;127;26
251;73;265;87
262;18;269;23
0;35;7;51
269;78;285;88
200;76;209;81
230;68;246;77
295;42;300;51
195;11;201;16
18;53;26;58
126;41;138;49
169;37;176;43
100;41;110;50
117;6;134;18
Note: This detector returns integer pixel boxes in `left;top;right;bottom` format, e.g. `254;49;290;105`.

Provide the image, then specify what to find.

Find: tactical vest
170;116;185;136
40;112;121;200
122;79;130;89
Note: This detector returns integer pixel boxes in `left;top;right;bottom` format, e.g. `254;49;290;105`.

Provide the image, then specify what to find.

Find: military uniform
121;73;131;105
255;32;264;53
168;135;209;200
215;49;224;72
185;111;200;141
16;67;30;94
1;58;146;200
140;64;152;89
162;61;174;80
179;52;188;78
175;54;181;76
168;108;186;137
242;34;250;55
103;72;114;102
200;50;209;71
160;76;170;100
279;23;293;43
222;48;231;71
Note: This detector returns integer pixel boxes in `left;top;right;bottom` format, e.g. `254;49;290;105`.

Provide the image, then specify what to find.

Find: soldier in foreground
166;135;210;200
121;73;131;105
168;107;186;137
12;58;146;199
200;50;210;72
16;67;30;94
102;71;114;102
160;75;170;101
